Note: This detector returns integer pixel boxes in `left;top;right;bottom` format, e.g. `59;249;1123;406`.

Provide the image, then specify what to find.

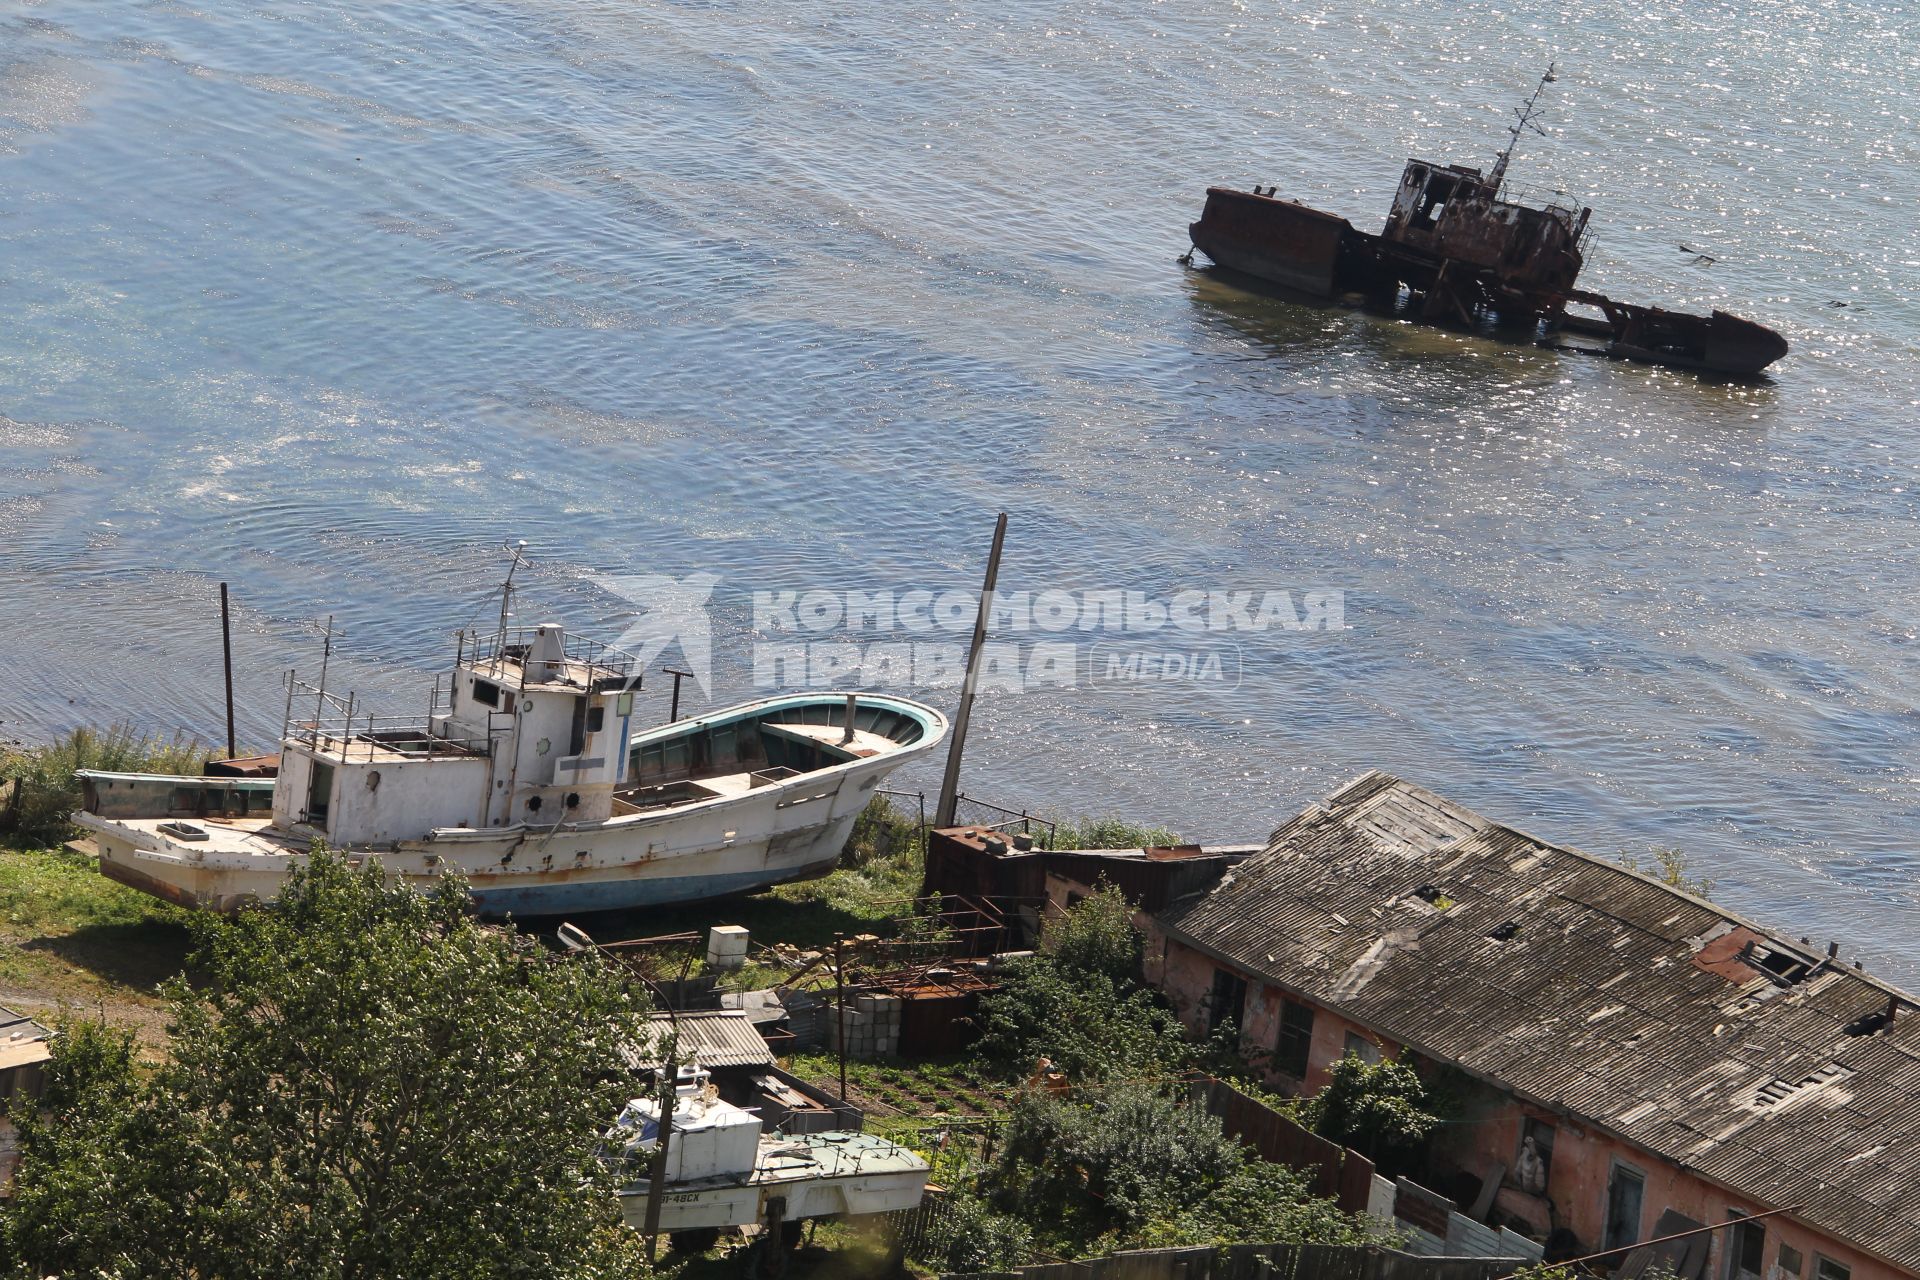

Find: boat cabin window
1412;173;1458;231
471;679;501;709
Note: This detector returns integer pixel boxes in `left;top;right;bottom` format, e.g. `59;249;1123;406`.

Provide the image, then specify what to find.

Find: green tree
4;851;653;1280
974;889;1185;1082
1306;1054;1440;1171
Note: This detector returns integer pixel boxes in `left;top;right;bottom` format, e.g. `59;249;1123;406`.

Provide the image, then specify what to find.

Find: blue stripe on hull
466;864;829;919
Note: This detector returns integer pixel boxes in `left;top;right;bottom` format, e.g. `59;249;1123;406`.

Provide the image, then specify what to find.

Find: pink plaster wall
1151;935;1909;1280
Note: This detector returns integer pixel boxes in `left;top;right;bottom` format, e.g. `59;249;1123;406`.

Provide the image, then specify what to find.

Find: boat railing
464;626;642;687
281;670;498;762
285;710;495;762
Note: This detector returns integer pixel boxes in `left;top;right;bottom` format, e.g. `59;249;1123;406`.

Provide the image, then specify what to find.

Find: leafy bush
1043;882;1141;985
989;1084;1384;1255
1306;1054;1440;1171
1619;846;1714;900
911;1191;1035;1273
0;725;214;846
975;889;1183;1082
975;956;1190;1083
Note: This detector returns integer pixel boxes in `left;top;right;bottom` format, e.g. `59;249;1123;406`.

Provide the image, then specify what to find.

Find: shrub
975;889;1183;1083
910;1191;1035;1273
990;1084;1384;1255
1306;1054;1440;1171
1042;882;1141;985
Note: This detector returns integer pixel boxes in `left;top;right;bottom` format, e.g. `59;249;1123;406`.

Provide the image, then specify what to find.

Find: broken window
1776;1247;1803;1279
1276;999;1315;1078
1725;1210;1765;1280
1605;1164;1645;1252
1343;1032;1381;1064
1813;1258;1849;1280
1207;969;1247;1041
1518;1117;1555;1188
1411;175;1458;231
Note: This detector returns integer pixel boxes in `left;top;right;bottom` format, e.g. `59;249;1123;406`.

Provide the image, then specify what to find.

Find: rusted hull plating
1188;186;1788;376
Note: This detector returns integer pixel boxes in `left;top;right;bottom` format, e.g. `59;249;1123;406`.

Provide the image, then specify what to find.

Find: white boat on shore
70;618;946;916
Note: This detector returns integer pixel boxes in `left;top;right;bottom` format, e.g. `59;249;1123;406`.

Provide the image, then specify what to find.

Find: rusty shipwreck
1185;69;1789;377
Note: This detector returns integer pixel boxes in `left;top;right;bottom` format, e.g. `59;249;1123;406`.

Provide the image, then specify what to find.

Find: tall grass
1039;816;1182;851
0;726;213;847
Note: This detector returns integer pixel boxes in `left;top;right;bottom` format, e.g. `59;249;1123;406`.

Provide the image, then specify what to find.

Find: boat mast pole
494;539;528;677
933;513;1007;830
219;583;237;760
1489;61;1557;195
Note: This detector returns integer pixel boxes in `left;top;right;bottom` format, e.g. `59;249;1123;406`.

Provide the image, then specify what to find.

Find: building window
1207;969;1248;1040
1775;1247;1803;1279
472;679;501;708
1813;1258;1849;1280
1343;1032;1381;1064
1726;1211;1765;1280
1605;1163;1645;1252
1514;1118;1554;1194
1275;999;1315;1077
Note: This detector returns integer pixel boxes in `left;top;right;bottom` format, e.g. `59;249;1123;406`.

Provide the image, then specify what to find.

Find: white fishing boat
609;1065;929;1241
69;615;946;916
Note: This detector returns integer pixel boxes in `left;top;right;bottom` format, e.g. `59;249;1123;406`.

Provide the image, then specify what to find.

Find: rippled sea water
2;1;1918;974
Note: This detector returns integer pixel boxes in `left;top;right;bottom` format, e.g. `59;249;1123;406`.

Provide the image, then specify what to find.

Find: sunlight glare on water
1;1;1918;973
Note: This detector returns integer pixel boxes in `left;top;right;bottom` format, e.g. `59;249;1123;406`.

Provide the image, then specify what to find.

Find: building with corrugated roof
1148;772;1919;1280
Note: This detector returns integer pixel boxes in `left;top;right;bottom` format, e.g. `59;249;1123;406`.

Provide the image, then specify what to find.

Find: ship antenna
494;539;530;668
1490;61;1557;194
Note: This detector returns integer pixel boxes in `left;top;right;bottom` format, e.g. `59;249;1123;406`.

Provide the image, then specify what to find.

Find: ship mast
1489;62;1557;195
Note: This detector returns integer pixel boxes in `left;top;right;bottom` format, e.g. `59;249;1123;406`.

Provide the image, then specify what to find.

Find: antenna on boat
494;539;530;665
313;614;338;728
1490;61;1557;194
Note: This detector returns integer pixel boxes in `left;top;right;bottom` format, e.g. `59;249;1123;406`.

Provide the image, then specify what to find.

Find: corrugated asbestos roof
1160;771;1920;1273
619;1009;774;1071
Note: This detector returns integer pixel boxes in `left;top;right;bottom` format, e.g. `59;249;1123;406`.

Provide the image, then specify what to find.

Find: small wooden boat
70;618;946;916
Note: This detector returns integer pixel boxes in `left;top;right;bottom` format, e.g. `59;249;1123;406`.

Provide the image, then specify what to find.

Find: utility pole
933;513;1007;829
834;934;849;1103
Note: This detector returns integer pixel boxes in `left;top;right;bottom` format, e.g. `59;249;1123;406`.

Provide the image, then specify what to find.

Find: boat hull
75;693;946;917
1188;188;1351;297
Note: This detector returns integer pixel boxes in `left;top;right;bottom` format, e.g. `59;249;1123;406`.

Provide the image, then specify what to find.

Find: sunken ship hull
1188;175;1788;377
